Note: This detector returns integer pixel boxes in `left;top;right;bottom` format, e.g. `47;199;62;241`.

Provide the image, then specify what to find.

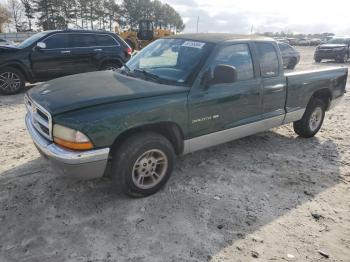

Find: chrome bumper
25;114;110;179
329;94;345;110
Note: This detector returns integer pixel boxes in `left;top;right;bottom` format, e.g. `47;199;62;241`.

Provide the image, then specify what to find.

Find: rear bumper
25;114;109;179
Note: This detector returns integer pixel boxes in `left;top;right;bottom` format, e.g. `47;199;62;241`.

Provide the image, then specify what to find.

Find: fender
0;60;34;82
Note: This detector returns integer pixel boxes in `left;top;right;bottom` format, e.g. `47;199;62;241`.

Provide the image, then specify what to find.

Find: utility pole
250;24;254;35
196;16;199;33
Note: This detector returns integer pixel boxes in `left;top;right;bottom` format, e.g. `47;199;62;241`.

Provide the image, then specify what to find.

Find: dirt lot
1;46;350;262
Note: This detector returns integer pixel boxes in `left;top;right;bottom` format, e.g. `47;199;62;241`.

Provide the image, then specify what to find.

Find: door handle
94;49;102;52
61;50;71;54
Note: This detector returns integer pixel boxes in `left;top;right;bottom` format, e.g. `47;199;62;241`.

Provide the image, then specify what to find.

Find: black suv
0;30;132;94
314;37;350;63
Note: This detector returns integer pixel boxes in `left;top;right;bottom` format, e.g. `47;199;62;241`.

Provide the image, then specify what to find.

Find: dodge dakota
25;34;348;197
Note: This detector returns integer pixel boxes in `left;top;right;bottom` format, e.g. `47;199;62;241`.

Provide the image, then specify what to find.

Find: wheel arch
310;88;332;111
99;57;123;70
0;62;32;82
110;122;185;157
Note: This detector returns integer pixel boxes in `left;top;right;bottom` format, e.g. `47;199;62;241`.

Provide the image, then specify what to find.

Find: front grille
24;95;52;141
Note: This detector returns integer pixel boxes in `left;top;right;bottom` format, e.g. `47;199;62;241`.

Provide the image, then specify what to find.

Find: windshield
125;38;213;85
327;38;348;44
17;31;50;49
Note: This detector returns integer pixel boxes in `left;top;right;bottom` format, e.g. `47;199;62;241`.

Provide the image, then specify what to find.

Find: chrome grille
24;95;52;141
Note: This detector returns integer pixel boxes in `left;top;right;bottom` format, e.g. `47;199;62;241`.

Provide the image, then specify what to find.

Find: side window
69;34;97;48
256;42;279;77
43;34;70;49
96;35;118;46
213;44;254;81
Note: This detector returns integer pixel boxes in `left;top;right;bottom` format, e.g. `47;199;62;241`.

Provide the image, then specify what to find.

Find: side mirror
35;42;46;50
203;64;237;87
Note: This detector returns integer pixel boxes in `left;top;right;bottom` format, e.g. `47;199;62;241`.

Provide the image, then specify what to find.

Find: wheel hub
309;107;322;131
132;149;168;189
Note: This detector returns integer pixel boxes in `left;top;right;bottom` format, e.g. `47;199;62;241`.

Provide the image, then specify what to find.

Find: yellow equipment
116;20;174;51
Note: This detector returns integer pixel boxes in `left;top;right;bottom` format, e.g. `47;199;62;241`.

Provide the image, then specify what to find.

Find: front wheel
0;67;25;95
293;98;325;138
111;132;175;197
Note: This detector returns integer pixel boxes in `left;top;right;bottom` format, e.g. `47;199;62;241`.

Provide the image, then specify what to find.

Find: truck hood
28;71;189;115
319;44;347;49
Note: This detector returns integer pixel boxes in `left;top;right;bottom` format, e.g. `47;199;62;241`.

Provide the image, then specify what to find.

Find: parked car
314;37;350;63
297;38;311;46
310;38;322;46
0;30;132;94
0;38;15;46
278;42;300;69
275;38;289;44
25;34;347;197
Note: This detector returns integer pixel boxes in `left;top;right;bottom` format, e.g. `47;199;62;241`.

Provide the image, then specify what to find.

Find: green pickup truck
25;34;348;197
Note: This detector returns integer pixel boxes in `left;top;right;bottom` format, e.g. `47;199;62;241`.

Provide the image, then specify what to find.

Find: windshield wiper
133;69;163;83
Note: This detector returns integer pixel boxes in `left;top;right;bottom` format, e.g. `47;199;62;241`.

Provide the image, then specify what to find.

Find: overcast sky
163;0;350;35
1;0;349;35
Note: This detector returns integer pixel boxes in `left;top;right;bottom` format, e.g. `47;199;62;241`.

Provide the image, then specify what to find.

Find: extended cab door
188;43;262;140
255;42;287;121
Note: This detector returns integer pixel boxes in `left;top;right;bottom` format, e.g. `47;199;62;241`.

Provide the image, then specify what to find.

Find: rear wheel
341;53;348;63
111;132;175;197
293;98;326;138
0;67;25;95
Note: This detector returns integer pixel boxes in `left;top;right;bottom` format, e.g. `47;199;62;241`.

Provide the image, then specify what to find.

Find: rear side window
43;34;70;49
256;42;279;77
213;44;254;81
96;34;118;46
69;34;97;48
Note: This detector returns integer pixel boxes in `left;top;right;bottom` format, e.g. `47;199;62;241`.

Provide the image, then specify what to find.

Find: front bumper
25;114;110;179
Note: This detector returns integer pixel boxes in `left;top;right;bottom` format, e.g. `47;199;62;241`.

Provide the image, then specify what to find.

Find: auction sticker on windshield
182;41;206;49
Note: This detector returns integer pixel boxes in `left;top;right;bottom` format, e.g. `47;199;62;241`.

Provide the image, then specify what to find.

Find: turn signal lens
53;124;93;150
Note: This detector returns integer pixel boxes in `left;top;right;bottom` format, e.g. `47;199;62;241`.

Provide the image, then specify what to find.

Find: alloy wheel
132;149;168;190
0;72;21;92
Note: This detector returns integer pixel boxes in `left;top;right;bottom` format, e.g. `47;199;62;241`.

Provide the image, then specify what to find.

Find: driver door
187;43;262;146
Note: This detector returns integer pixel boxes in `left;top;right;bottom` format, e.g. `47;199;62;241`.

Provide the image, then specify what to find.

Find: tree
8;0;23;32
0;4;11;33
21;0;34;30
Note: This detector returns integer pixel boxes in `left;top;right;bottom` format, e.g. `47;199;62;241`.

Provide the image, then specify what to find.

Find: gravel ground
0;46;350;262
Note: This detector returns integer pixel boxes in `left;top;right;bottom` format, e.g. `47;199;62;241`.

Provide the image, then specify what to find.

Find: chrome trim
183;114;285;154
283;108;305;124
329;95;345;110
26;114;109;165
24;95;52;141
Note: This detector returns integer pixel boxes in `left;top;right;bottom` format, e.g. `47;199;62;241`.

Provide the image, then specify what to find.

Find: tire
314;58;321;63
101;62;121;71
293;98;326;138
0;66;25;95
287;58;297;69
111;132;175;197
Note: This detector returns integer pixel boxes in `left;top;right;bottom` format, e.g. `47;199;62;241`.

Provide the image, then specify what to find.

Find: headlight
53;124;93;150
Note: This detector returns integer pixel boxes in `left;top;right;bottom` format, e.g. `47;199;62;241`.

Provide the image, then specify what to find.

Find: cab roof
168;33;274;43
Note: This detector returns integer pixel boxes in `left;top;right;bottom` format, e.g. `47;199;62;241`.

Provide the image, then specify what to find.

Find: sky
1;0;349;35
163;0;350;35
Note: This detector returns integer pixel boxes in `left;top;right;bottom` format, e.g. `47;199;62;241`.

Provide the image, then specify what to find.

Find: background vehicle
115;19;174;51
25;34;347;197
278;42;300;69
310;38;322;46
0;38;15;46
0;30;132;95
297;38;311;46
314;37;350;63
